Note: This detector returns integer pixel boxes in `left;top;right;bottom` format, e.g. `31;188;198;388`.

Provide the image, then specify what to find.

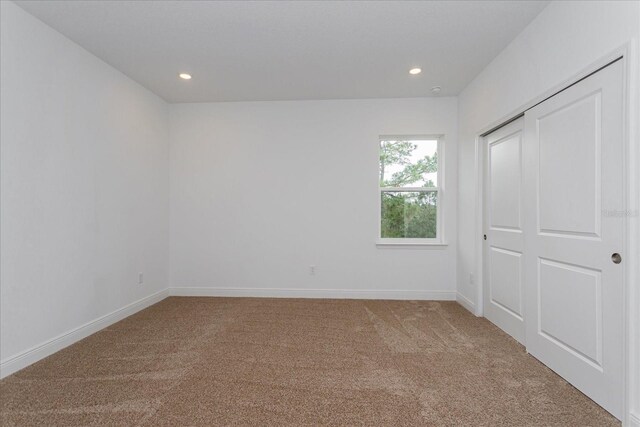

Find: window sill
375;240;448;249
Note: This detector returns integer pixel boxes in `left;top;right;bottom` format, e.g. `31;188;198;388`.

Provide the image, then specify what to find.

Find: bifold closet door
483;118;525;344
523;59;624;418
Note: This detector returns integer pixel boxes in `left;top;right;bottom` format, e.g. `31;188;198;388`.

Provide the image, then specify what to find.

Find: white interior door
483;118;525;344
523;59;624;418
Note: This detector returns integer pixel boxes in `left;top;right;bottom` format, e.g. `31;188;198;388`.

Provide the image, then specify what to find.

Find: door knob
611;253;622;264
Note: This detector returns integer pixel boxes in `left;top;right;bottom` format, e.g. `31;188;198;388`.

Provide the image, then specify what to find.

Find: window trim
377;135;446;246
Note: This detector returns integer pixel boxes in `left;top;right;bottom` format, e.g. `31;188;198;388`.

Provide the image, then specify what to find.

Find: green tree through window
379;138;439;239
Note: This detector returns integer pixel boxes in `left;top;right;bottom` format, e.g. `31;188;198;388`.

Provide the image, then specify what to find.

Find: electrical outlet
309;265;316;275
469;273;474;285
138;272;144;285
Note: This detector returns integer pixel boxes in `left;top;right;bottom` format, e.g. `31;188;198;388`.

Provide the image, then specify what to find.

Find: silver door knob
611;253;622;264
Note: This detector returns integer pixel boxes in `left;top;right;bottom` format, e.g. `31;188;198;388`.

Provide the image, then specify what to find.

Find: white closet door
483;118;525;344
523;59;624;418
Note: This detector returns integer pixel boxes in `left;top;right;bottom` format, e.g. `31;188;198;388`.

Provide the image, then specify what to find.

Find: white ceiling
15;0;549;103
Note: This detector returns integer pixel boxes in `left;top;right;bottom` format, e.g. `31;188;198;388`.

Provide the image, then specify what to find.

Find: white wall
456;0;640;423
169;98;457;299
0;1;170;372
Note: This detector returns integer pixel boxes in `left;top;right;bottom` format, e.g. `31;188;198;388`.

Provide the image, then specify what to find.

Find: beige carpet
0;297;619;426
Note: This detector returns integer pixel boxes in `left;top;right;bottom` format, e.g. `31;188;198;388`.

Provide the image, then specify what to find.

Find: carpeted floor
0;297;619;426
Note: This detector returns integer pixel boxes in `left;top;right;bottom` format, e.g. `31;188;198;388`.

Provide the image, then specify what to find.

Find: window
378;136;443;245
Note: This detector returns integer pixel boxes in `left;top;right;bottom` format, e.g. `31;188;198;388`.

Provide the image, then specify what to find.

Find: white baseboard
456;292;476;315
0;289;169;379
629;412;640;427
169;286;456;301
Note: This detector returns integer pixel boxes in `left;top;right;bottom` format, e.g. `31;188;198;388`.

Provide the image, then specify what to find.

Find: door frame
472;42;639;425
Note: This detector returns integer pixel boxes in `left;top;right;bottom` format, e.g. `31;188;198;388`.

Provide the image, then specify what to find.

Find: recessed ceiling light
409;67;422;75
179;73;192;80
431;86;442;94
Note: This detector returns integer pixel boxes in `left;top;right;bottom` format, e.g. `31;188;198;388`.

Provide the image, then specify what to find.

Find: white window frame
376;134;446;247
